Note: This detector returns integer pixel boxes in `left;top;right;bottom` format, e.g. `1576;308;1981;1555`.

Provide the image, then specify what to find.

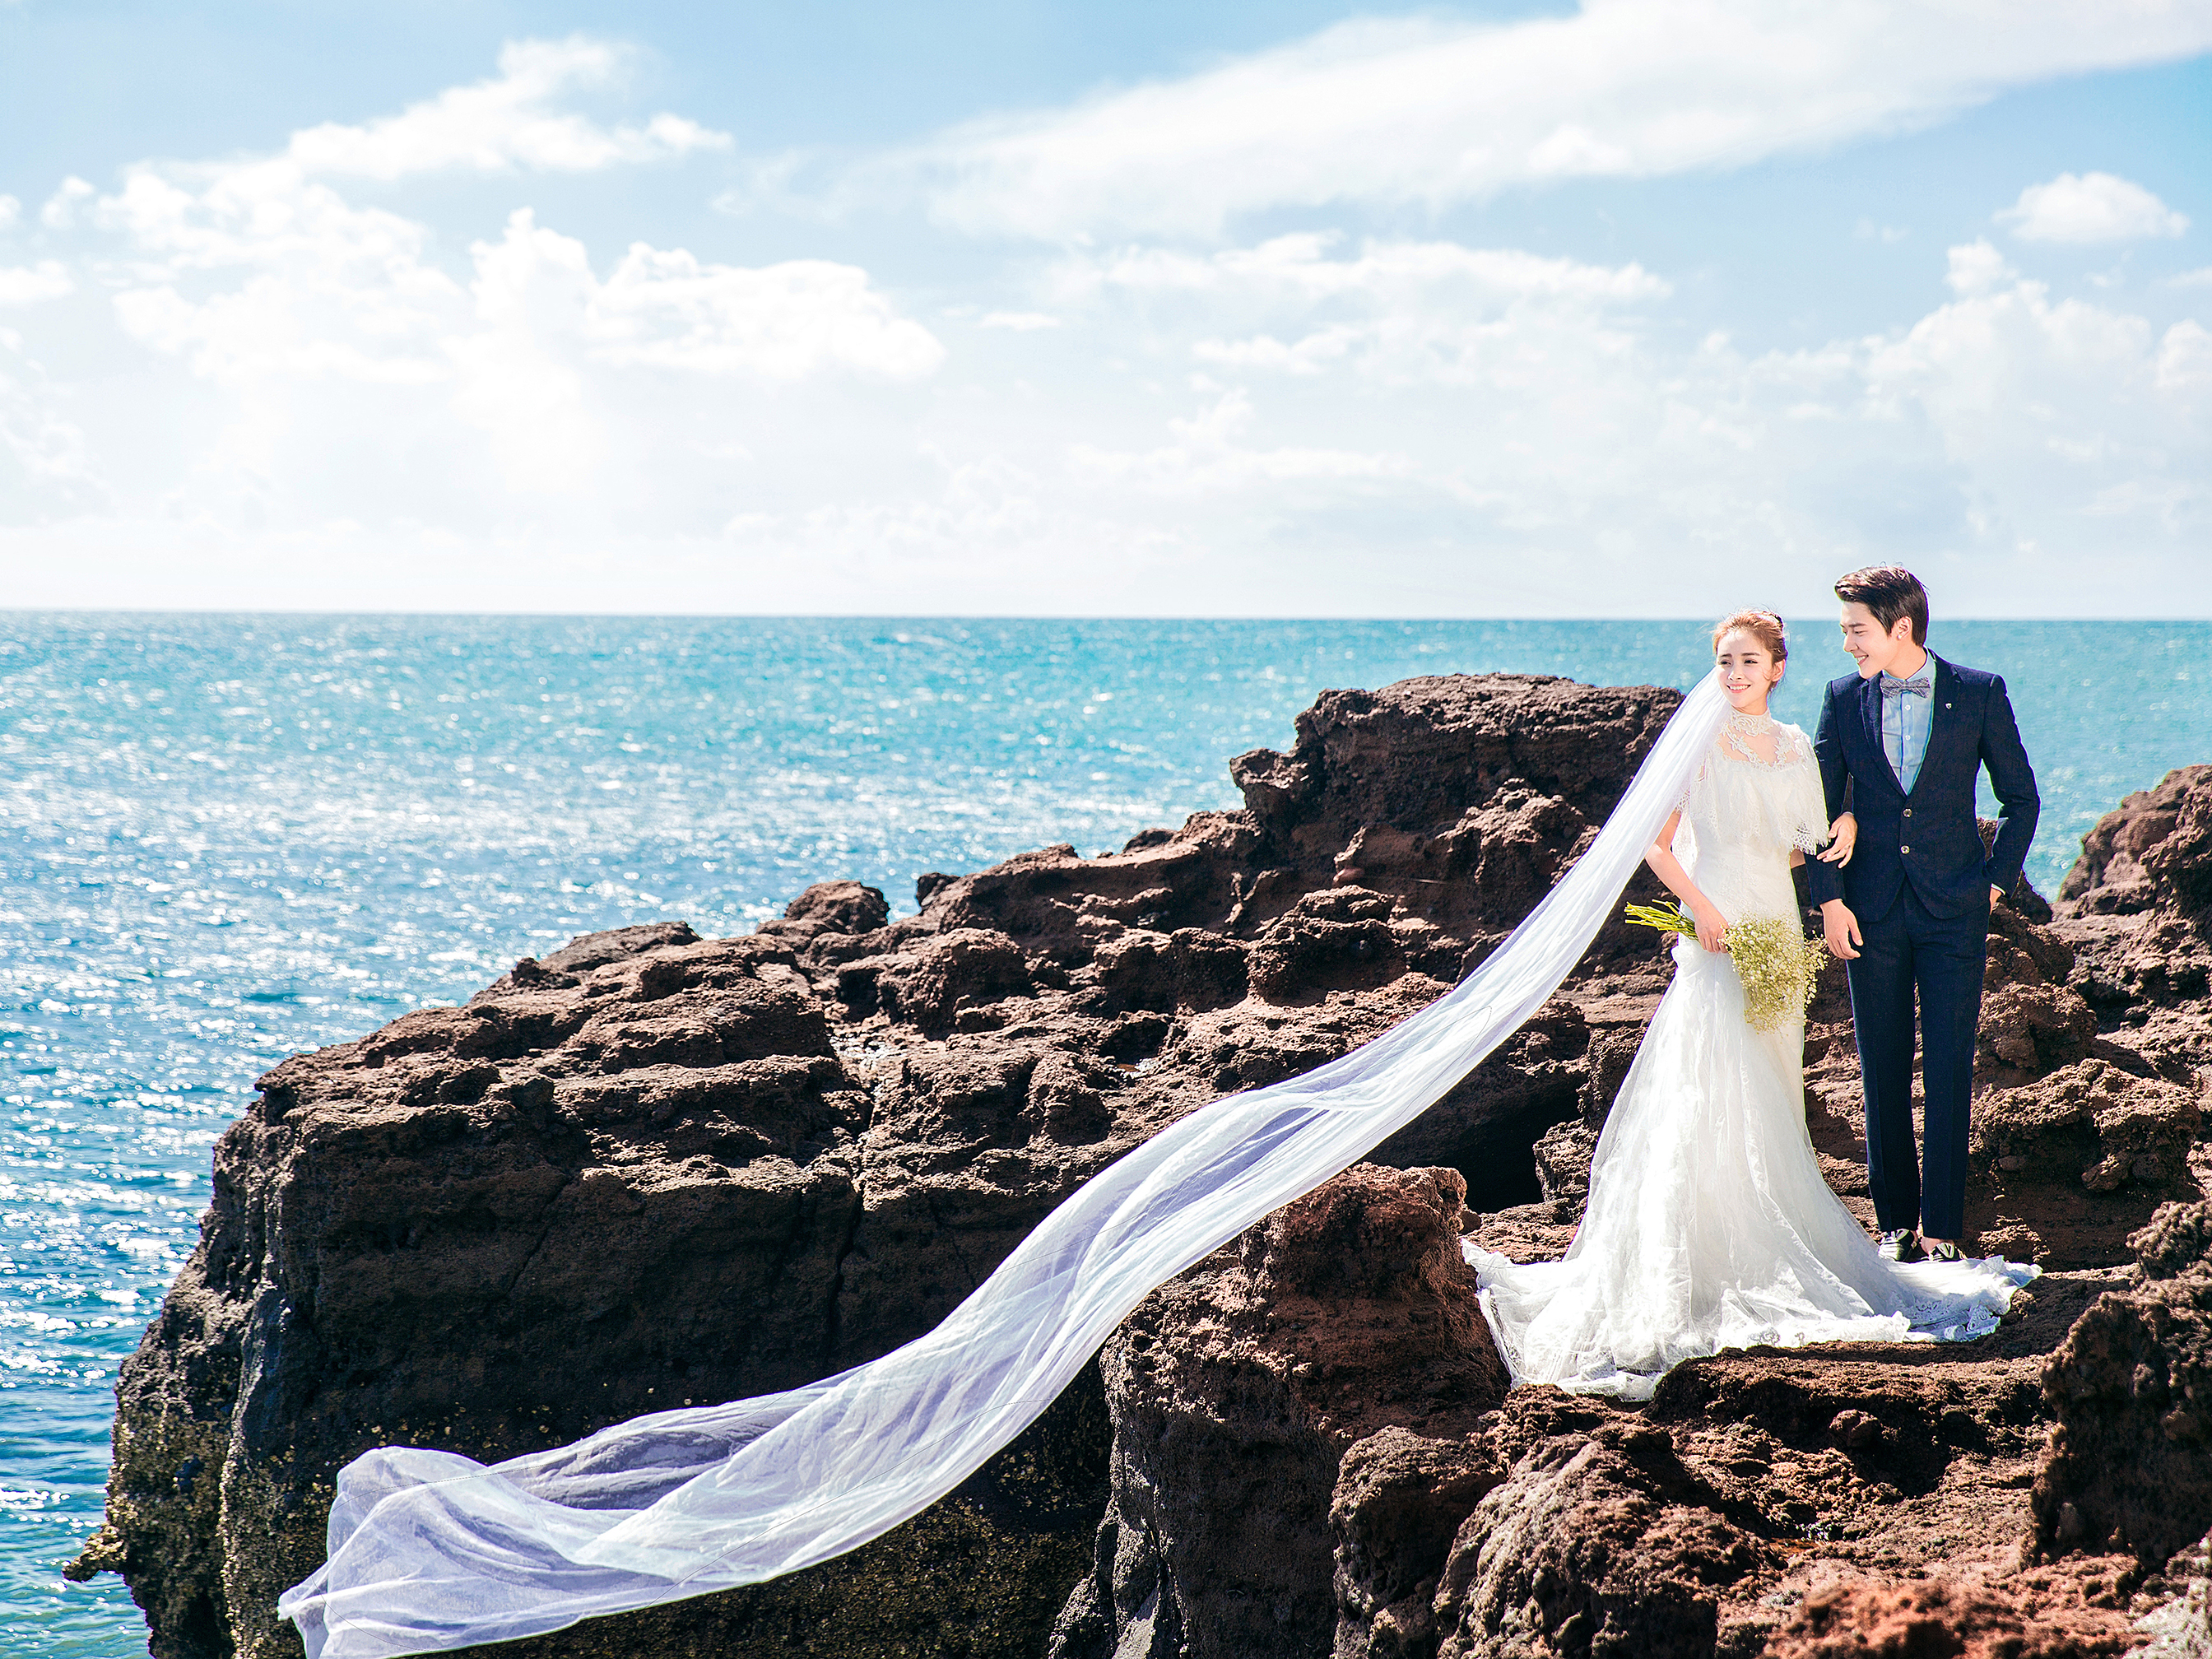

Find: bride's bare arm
1643;809;1729;952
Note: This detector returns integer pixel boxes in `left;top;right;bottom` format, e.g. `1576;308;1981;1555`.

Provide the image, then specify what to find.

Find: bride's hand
1817;812;1857;866
1691;902;1729;954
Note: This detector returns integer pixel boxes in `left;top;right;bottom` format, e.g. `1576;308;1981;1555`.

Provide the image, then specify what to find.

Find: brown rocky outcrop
2033;1201;2212;1568
1041;751;2212;1659
1296;1273;2140;1659
1948;762;2212;1274
1428;1394;1778;1659
79;674;1680;1659
75;918;1129;1659
1764;1576;2129;1659
2059;767;2212;918
1045;1164;1508;1659
1975;903;2097;1086
1330;1428;1507;1658
1967;1060;2204;1267
78;676;2212;1659
2054;764;2212;1085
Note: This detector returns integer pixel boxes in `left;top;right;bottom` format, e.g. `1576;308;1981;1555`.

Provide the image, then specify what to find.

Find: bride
1467;611;2034;1401
282;618;2033;1658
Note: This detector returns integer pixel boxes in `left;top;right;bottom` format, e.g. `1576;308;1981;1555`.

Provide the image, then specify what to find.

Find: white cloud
62;35;915;437
1999;171;2191;243
13;214;2207;613
918;0;2212;239
1068;235;1667;305
1069;388;1415;495
388;231;2212;612
0;335;100;509
5;28;2209;616
588;235;944;379
1945;240;2017;297
2159;320;2212;393
0;263;72;305
439;213;944;492
1063;235;1667;393
286;37;728;180
1021;234;2209;602
1820;256;2212;545
101;188;941;389
63;35;739;395
0;196;19;231
40;178;95;230
99;166;461;387
95;197;942;509
4;44;937;533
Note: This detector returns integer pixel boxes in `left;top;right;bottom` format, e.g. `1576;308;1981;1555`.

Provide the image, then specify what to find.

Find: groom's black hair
1835;565;1929;645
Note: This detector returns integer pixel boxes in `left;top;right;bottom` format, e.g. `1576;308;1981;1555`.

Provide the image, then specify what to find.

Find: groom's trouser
1846;882;1989;1242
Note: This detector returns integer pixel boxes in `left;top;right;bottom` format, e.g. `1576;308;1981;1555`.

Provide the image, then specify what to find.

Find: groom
1805;566;2038;1264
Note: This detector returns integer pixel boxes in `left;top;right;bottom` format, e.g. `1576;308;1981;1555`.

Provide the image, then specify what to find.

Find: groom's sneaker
1924;1238;1964;1262
1878;1229;1920;1262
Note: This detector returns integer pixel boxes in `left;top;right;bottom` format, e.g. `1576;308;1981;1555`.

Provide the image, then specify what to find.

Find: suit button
1903;808;1912;817
1901;845;1911;854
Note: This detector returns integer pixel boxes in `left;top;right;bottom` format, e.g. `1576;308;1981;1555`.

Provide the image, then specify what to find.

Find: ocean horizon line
5;608;2203;625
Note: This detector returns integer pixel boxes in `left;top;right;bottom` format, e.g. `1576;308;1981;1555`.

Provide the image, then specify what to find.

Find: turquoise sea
2;615;2206;1657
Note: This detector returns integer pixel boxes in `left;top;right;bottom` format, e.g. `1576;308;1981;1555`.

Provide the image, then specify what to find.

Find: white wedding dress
1466;710;2037;1401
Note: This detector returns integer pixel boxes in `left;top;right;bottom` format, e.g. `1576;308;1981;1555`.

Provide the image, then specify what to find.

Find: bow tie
1881;674;1932;700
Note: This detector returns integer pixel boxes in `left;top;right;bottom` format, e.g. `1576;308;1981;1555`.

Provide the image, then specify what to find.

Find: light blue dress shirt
1880;659;1935;795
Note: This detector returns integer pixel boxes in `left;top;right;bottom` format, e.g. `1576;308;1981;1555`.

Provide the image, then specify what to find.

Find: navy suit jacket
1805;654;2038;920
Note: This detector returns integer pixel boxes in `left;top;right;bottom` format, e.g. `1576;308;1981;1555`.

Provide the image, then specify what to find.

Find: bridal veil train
276;668;1909;1657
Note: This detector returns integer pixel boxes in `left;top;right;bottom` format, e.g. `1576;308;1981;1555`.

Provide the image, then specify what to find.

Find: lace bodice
1680;713;1829;857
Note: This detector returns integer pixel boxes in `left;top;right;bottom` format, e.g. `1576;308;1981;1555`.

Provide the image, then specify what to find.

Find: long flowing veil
280;670;1730;1659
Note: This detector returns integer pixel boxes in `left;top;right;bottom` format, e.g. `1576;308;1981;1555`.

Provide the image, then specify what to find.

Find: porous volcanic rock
2131;1531;2212;1659
1967;1059;2204;1268
1224;676;1681;964
1963;762;2212;1269
2033;1201;2212;1568
2053;764;2212;1085
1329;1428;1506;1659
80;677;2212;1659
1306;1276;2147;1659
1428;1392;1778;1659
73;919;1132;1659
2060;767;2212;918
1044;1164;1508;1659
80;672;1683;1659
1976;903;2097;1087
1764;1576;2129;1659
1061;740;2212;1659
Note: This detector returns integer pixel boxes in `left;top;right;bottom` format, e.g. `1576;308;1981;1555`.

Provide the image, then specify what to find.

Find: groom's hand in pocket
1821;899;1861;960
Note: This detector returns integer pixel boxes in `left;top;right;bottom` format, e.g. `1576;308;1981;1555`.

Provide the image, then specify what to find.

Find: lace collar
1718;709;1796;768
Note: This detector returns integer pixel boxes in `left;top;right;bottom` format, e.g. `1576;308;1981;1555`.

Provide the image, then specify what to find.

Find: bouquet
1623;901;1826;1033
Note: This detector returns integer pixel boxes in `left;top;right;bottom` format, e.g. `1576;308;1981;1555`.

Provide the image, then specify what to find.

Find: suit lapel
1908;654;1954;802
1855;672;1894;798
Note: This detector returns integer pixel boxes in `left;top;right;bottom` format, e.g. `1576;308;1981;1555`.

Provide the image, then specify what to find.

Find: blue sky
1;0;2208;615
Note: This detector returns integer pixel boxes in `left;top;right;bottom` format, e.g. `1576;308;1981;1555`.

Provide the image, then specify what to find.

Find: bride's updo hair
1711;608;1788;663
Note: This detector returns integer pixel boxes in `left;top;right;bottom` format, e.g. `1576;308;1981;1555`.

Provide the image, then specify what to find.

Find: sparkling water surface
2;614;2205;1656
